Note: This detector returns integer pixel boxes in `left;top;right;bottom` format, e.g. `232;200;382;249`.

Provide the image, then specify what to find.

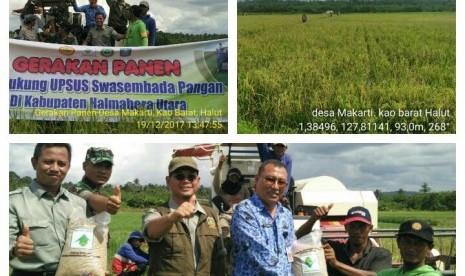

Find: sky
9;143;456;192
9;0;228;34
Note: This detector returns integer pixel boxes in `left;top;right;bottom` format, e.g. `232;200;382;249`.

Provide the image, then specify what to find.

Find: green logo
304;256;313;268
77;234;90;246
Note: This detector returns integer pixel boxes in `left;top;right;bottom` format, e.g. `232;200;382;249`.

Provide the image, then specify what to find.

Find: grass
238;12;455;134
104;209;456;271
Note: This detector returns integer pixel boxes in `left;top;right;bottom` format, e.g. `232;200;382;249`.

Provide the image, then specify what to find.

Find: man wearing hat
257;143;293;197
112;230;149;276
68;147;121;215
142;156;225;275
139;0;156;46
322;206;392;276
378;220;441;276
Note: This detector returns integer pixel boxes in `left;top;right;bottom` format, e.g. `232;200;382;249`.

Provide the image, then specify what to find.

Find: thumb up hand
106;184;122;215
15;223;34;257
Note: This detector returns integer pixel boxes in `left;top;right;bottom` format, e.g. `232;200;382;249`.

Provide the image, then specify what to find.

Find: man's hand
218;154;226;168
168;198;196;223
106;185;121;215
312;203;333;220
15;224;34;257
323;243;338;267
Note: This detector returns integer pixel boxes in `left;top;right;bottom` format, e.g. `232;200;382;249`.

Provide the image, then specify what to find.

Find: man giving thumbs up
68;147;122;215
9;143;87;275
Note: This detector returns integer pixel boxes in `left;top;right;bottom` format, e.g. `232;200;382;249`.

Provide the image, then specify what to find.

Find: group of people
9;143;443;275
15;0;156;46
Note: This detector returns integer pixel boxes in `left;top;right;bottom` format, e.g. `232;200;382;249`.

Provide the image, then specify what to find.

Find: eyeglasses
264;176;287;187
172;173;197;182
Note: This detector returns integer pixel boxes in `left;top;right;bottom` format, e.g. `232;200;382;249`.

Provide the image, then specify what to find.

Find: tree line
10;172;455;211
238;0;456;14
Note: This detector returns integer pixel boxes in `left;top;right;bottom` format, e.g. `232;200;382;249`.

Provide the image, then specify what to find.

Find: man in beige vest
142;157;225;275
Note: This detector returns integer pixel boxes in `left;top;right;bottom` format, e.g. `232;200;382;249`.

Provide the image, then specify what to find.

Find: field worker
257;143;293;197
125;5;148;46
112;231;149;276
68;147;121;215
212;153;250;237
142;157;225;275
378;220;441;276
321;206;392;276
230;159;294;275
9;143;88;275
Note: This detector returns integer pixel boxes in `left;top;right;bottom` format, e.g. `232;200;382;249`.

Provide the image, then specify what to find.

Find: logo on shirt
206;217;217;229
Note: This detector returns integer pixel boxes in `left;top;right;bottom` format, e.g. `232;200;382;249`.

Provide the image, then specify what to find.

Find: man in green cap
68;147;121;215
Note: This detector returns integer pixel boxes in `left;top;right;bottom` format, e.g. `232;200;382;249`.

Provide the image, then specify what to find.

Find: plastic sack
56;212;111;276
292;229;328;276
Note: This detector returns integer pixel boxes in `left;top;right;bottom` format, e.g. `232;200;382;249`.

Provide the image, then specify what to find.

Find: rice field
237;12;455;134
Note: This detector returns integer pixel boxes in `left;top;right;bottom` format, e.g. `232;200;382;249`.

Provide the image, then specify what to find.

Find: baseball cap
345;206;372;225
85;147;114;165
397;220;434;243
139;1;149;7
169;157;198;173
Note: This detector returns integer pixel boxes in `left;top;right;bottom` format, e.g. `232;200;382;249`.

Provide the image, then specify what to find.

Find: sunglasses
264;176;287;187
172;173;197;182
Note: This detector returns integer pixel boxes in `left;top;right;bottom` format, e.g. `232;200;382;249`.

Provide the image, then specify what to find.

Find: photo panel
9;0;228;134
8;143;456;274
237;1;455;134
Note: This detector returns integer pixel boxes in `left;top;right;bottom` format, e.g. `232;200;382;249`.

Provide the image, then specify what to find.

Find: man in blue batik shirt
257;143;293;196
72;0;107;28
230;159;294;276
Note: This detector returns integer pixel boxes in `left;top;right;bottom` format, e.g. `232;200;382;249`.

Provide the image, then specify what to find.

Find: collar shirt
72;3;107;28
327;239;392;275
230;194;294;276
257;143;293;194
377;265;441;276
9;179;87;272
86;25;119;46
142;198;207;267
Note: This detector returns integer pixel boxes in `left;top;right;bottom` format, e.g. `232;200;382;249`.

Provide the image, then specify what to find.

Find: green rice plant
238;13;455;134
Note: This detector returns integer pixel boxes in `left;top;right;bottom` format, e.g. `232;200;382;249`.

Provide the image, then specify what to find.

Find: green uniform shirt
9;180;87;272
125;19;148;46
68;176;101;215
377;265;441;276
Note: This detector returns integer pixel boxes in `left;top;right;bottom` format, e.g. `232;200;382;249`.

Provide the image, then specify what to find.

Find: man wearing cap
321;206;392;276
257;143;293;197
142;156;225;275
68;147;121;215
112;230;149;276
106;0;131;45
139;1;156;46
378;220;441;276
